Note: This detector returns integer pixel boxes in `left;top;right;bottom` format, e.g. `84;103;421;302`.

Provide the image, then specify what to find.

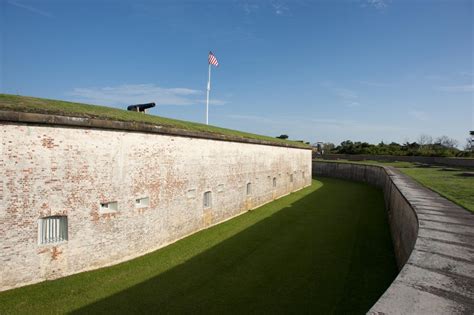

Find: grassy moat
0;178;397;314
318;160;474;213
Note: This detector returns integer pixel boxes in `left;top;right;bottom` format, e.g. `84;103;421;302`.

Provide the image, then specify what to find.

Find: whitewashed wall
0;123;311;291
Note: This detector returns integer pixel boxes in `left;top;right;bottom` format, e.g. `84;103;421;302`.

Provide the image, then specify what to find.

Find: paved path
370;167;474;314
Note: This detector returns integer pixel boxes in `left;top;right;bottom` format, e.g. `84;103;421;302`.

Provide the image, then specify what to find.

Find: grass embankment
0;178;397;314
319;159;474;213
0;94;309;148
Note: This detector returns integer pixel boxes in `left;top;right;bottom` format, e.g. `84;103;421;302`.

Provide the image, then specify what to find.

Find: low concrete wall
319;153;474;168
313;161;474;314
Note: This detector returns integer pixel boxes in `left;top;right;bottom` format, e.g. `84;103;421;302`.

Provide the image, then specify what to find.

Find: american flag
208;51;219;67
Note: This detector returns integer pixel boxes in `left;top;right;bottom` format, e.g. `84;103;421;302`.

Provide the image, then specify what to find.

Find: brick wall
0;123;311;291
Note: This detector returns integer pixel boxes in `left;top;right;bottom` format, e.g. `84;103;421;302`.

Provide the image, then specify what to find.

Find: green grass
319;159;474;212
0;94;309;148
0;178;397;314
398;167;474;212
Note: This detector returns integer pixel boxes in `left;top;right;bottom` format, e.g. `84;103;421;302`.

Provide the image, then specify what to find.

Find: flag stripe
208;52;219;67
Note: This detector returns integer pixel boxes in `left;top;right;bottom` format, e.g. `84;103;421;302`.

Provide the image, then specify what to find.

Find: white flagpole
206;63;211;125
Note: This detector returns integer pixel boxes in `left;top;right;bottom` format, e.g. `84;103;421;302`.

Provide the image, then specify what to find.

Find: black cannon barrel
127;102;156;112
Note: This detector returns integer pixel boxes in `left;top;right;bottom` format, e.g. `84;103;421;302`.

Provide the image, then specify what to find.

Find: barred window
38;216;68;245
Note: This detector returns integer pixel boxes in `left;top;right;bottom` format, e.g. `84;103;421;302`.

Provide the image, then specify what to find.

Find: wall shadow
70;178;397;314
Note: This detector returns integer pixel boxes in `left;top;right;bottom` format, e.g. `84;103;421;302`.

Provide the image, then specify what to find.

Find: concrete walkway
369;167;474;314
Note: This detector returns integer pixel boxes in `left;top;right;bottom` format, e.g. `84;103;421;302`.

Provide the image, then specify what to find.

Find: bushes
328;136;471;157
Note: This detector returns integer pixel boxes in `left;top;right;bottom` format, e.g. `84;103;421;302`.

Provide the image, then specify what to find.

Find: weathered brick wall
0;123;311;291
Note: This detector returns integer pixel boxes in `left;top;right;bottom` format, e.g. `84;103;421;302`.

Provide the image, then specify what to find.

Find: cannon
127;102;155;113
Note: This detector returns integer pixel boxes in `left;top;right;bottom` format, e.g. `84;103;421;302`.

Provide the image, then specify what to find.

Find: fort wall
0;121;311;291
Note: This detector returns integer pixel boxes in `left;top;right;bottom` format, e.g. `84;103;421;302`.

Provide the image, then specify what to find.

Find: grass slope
0;94;309;148
0;178;397;314
399;167;474;212
319;159;474;213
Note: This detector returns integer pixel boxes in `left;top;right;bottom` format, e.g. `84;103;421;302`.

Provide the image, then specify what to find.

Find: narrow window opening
100;201;118;213
38;216;68;245
187;189;196;199
290;174;293;182
135;197;149;208
203;191;212;208
273;177;277;188
246;182;252;195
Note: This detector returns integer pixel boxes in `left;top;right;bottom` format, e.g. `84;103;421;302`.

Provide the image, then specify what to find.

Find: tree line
318;134;473;158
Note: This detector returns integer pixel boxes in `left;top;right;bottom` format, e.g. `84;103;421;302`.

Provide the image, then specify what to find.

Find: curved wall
318;154;474;168
0;122;312;292
313;161;474;314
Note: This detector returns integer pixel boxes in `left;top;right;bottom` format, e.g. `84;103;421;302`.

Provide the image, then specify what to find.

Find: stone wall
313;161;474;314
0;122;311;291
319;153;474;168
312;161;418;268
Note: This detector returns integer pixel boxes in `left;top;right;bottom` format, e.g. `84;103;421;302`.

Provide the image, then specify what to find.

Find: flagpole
206;63;211;125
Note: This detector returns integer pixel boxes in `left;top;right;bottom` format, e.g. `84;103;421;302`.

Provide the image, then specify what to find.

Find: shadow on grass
70;178;397;314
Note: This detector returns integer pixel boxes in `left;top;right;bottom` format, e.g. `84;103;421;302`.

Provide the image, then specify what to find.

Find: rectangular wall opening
38;216;68;245
203;191;212;208
135;197;149;208
100;201;118;213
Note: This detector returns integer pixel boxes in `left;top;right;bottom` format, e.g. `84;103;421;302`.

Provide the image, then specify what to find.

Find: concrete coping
312;161;474;314
0;110;311;150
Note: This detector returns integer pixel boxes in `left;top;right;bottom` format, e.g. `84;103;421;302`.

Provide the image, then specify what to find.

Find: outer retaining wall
319;153;474;168
313;161;474;314
0;120;312;292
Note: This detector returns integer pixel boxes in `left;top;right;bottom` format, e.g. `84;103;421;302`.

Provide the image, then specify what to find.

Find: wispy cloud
458;71;473;78
437;84;474;92
7;0;53;18
272;2;290;16
226;114;279;124
424;74;446;81
241;2;259;15
68;84;226;106
357;80;393;87
331;87;358;100
363;0;389;10
408;110;429;121
346;101;361;108
308;117;406;132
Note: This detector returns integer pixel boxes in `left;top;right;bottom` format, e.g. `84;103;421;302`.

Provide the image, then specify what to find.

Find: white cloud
308;118;406;132
7;0;53;18
357;80;393;87
364;0;389;10
346;101;361;108
408;110;429;121
242;2;259;15
226;114;280;124
458;71;473;78
68;84;226;106
272;2;290;16
437;85;474;92
332;88;358;99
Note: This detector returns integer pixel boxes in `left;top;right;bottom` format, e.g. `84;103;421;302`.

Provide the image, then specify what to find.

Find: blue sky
1;0;473;146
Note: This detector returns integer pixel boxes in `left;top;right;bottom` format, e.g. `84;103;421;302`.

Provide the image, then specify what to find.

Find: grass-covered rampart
0;94;310;148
